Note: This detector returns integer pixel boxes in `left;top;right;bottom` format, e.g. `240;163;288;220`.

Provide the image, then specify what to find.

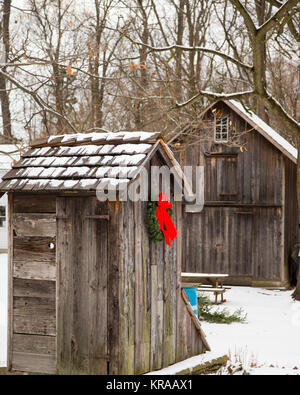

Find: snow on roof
226;100;297;162
41;131;160;147
0;132;187;195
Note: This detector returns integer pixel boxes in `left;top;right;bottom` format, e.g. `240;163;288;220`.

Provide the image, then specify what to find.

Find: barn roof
0;131;187;196
226;100;297;163
199;100;297;163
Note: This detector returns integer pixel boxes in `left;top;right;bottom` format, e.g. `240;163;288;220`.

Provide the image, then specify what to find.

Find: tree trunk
0;0;12;139
175;0;185;102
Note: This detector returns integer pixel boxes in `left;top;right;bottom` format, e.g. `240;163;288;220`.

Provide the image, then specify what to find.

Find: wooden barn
0;131;209;375
178;100;299;287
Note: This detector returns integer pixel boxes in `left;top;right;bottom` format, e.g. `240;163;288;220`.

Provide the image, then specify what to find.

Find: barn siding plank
56;197;74;373
13;260;56;281
13;334;55;355
7;193;13;369
72;197;89;373
13;278;55;299
141;201;151;373
119;202;135;374
107;200;121;374
13;237;55;262
13;214;56;237
12;352;56;374
134;200;143;374
88;199;108;374
14;194;56;213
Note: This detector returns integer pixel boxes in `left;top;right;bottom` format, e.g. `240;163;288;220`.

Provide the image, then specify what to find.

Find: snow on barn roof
0;131;187;195
226;100;297;163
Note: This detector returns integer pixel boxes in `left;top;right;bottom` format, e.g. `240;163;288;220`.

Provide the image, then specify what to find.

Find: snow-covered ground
0;253;8;367
204;286;300;375
150;286;300;375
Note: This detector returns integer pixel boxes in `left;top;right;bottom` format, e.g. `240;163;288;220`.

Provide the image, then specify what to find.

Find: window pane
0;206;6;228
215;117;228;142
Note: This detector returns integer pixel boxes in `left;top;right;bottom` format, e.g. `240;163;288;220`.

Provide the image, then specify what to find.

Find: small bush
198;293;247;324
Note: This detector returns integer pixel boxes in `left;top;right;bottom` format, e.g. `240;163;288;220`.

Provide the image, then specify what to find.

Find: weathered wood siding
56;196;109;374
178;102;288;284
118;153;206;374
118;198;206;374
10;194;56;374
8;170;207;374
284;157;299;280
183;206;283;282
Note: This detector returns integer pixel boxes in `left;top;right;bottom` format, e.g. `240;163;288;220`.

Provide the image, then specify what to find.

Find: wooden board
107;199;121;375
13;194;56;213
13;278;55;298
13;296;56;336
12;352;56;374
119;201;135;374
13;214;56;237
13;334;55;355
13;237;55;262
13;260;56;281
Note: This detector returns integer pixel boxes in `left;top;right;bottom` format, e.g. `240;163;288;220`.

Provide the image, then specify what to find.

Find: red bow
156;192;177;246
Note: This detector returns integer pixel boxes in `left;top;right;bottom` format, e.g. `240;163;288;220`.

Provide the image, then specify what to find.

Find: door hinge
85;215;110;220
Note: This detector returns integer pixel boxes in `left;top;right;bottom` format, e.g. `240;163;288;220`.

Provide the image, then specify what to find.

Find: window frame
214;115;229;143
0;205;6;228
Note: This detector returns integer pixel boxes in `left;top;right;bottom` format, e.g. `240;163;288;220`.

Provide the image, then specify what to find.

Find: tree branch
127;39;253;71
175;89;255;108
0;67;77;132
257;0;300;38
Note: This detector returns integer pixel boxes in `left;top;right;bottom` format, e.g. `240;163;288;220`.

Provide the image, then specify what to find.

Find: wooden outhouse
0;131;209;375
177;100;299;287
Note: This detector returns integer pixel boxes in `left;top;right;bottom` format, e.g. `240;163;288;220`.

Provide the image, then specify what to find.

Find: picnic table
181;272;229;304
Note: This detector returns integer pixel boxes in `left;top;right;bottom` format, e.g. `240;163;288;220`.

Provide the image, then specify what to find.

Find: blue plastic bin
182;286;198;317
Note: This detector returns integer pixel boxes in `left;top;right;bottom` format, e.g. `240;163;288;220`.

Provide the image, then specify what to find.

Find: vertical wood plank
7;193;13;370
56;197;73;374
107;199;121;374
134;199;143;373
119;202;135;374
141;201;151;373
88;199;108;374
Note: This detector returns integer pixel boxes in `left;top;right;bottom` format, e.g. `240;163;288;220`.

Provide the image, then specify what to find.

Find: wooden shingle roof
0;131;163;194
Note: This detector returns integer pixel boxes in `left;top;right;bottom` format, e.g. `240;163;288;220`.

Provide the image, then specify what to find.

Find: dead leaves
239;146;248;152
129;62;148;72
66;65;72;75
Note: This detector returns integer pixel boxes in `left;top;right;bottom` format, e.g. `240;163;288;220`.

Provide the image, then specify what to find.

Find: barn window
0;206;6;227
218;156;238;199
214;116;229;143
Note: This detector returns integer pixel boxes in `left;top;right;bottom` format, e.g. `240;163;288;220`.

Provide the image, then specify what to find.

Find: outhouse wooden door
10;194;57;374
56;196;108;374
